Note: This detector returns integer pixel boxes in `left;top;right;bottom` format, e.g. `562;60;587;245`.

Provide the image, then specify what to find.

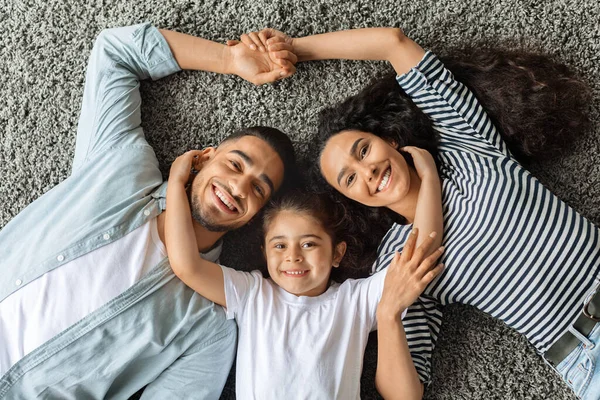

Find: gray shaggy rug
1;0;598;399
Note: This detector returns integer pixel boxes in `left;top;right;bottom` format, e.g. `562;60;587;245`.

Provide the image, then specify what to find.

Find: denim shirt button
144;210;150;216
103;233;110;240
57;255;65;262
15;279;22;286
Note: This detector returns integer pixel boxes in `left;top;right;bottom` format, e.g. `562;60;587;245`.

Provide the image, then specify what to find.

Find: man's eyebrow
336;138;363;186
228;150;253;166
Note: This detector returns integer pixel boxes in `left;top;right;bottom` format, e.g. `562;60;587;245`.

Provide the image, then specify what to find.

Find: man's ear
383;137;399;149
332;241;347;268
193;147;216;170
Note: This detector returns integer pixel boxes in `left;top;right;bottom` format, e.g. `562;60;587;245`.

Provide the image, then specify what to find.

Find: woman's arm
239;27;425;76
375;231;444;400
165;150;226;307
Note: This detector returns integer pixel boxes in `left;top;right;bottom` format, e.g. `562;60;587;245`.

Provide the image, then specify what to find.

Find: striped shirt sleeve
396;51;511;159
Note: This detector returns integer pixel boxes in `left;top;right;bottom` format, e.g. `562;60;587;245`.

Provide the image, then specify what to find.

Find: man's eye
230;160;241;171
347;173;355;187
254;184;264;197
360;145;368;159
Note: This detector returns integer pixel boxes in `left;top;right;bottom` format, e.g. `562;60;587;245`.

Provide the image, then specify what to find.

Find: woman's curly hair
307;48;592;272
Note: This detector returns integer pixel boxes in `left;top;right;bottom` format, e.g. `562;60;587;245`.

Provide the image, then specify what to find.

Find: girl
238;27;600;398
165;148;445;399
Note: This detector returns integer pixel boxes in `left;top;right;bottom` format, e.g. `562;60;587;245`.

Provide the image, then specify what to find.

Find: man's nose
229;175;251;199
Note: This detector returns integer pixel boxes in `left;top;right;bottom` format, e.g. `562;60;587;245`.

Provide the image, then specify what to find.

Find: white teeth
215;188;236;211
377;168;391;192
286;271;305;275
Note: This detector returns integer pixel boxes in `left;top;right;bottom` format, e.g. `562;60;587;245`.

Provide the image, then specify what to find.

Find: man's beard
188;186;241;232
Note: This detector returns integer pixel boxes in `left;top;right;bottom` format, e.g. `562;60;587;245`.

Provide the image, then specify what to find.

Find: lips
212;184;239;214
376;166;392;193
282;270;308;277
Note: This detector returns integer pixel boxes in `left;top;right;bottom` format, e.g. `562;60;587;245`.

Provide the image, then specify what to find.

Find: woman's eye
360;145;368;159
347;173;355;187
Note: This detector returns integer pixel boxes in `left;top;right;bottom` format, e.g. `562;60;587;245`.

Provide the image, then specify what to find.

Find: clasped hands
225;28;297;85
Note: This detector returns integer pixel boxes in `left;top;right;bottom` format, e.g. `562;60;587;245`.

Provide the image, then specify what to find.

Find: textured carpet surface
1;0;599;399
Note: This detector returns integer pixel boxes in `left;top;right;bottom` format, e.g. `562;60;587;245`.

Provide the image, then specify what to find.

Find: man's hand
224;36;296;85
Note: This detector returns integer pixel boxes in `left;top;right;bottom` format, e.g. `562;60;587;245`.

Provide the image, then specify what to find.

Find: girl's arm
165;150;226;307
376;231;445;400
238;27;425;76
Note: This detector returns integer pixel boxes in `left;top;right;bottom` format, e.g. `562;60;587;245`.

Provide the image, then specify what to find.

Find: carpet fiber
1;0;598;399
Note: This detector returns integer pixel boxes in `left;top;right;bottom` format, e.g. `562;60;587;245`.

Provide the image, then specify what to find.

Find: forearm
292;28;425;75
376;315;423;400
412;176;443;251
160;29;233;73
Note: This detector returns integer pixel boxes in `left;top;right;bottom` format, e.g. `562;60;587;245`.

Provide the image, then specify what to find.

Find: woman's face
320;130;412;208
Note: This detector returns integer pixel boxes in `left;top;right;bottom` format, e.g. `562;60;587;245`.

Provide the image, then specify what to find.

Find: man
0;23;296;399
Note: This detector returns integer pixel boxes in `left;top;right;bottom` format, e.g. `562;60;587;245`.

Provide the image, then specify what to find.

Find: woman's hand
377;228;444;321
227;28;297;71
401;146;439;182
169;150;204;187
223;41;296;85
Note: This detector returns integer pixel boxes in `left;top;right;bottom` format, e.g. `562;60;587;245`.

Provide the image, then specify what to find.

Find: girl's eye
230;160;241;171
359;145;368;159
347;173;356;187
302;242;315;248
274;243;285;250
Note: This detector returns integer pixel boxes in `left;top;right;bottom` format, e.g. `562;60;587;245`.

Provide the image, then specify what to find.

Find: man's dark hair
223;126;298;195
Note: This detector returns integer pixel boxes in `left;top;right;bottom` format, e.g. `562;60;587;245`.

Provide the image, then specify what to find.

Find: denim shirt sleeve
71;23;181;172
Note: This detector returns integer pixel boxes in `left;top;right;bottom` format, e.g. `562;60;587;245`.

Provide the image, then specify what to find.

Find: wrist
222;45;235;75
377;303;406;323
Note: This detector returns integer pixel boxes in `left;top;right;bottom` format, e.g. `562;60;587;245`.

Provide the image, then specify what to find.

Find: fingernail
439;263;445;269
429;232;437;238
279;71;285;76
259;46;264;52
250;44;256;50
439;246;445;252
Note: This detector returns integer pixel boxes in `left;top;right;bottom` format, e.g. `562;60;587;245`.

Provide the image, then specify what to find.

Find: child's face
264;211;346;297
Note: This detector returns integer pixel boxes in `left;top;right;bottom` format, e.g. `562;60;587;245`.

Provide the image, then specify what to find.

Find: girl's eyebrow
267;234;323;243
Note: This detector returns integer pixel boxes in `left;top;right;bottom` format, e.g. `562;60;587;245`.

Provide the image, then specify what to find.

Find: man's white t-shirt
221;265;405;400
0;218;168;375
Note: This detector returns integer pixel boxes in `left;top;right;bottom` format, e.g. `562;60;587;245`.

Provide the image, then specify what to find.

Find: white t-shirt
0;218;166;375
221;265;404;400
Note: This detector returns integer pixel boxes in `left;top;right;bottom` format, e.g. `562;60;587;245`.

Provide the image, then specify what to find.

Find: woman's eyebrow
337;138;364;185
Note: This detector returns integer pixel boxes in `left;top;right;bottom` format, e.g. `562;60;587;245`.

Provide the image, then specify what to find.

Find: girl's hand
401;146;439;182
377;228;445;320
169;150;204;187
227;28;297;70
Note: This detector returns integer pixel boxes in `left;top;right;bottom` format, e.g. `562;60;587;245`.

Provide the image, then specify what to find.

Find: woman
236;27;600;398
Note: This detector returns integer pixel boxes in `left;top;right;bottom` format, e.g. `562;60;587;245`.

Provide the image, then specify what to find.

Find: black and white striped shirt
374;51;600;383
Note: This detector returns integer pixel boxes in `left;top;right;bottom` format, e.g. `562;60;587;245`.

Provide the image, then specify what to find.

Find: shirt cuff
395;51;444;96
132;22;182;81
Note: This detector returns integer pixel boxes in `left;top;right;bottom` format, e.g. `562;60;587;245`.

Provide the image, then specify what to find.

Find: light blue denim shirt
0;23;236;399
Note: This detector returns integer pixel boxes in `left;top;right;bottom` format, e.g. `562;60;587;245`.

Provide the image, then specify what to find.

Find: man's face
188;136;285;232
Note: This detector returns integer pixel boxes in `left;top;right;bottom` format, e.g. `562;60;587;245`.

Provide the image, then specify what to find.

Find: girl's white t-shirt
221;265;404;400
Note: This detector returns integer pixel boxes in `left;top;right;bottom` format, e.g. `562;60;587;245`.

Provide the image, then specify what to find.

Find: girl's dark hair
262;190;376;281
309;47;592;236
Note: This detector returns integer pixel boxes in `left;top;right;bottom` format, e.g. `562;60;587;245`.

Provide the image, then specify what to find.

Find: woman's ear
332;241;347;268
383;137;399;149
